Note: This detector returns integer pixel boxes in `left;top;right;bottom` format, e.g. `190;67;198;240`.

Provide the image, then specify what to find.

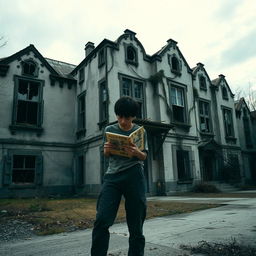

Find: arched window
125;44;138;66
169;55;181;75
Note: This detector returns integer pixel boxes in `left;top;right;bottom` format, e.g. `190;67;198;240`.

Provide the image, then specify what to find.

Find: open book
105;126;145;158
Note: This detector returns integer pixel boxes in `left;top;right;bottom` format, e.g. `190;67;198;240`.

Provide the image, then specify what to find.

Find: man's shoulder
105;123;119;132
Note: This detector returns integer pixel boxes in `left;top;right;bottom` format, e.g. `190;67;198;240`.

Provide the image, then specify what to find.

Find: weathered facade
0;29;255;198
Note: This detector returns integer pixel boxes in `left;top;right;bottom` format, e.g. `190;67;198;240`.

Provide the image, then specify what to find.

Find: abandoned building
0;29;255;198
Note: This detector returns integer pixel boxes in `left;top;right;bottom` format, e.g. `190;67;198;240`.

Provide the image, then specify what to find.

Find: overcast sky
1;0;255;94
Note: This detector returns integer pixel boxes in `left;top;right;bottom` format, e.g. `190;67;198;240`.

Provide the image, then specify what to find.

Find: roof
45;58;76;79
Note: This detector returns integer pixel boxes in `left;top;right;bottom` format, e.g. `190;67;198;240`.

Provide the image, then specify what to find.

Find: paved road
1;195;256;256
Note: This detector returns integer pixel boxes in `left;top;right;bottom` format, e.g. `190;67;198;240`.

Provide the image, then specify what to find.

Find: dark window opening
98;49;105;67
78;94;86;131
79;68;85;83
222;86;228;100
177;150;191;181
12;155;36;184
127;46;136;62
199;76;207;90
23;61;37;76
223;108;234;137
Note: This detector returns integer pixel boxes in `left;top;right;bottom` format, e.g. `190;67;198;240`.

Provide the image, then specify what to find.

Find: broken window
169;55;181;75
176;150;192;181
12;155;36;184
16;79;40;125
170;86;186;123
199;100;211;133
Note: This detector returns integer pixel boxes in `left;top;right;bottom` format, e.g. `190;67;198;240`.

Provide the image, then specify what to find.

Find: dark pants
91;164;147;256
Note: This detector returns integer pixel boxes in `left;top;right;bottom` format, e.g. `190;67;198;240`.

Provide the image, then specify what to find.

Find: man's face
117;115;135;131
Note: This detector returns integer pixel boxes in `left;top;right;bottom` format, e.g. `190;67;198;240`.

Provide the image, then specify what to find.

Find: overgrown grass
0;197;219;236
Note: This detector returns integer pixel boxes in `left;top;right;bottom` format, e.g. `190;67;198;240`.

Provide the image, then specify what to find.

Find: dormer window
169;54;181;75
22;60;37;77
222;86;228;100
199;76;207;91
125;44;138;66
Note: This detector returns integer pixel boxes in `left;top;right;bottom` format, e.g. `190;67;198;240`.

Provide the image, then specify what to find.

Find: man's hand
104;142;115;157
124;142;147;160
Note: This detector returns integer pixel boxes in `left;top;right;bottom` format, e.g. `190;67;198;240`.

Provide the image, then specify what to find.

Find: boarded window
177;150;192;181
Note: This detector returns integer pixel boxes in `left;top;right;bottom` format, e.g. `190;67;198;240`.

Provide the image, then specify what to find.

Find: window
22;60;37;77
98;48;106;67
120;75;145;118
170;85;186;123
11;76;43;130
125;44;138;66
223;108;234;137
176;150;192;181
79;68;85;84
77;93;86;138
169;55;181;75
199;100;211;133
99;80;108;128
3;152;43;186
199;76;207;90
222;86;228;100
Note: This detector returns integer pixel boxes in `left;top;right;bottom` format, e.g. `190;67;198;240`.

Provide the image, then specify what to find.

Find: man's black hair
114;96;139;117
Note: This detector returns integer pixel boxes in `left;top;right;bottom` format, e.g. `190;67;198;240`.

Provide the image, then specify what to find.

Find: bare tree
235;82;256;111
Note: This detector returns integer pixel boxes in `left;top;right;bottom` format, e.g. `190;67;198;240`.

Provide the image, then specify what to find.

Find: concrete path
1;194;256;256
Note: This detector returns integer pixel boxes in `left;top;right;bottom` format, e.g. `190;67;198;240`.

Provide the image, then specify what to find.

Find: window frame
118;73;146;119
168;54;182;76
10;75;44;134
222;107;235;139
198;99;212;134
98;48;106;68
3;150;43;187
199;75;207;91
222;86;229;100
168;82;188;125
76;92;86;139
124;43;138;67
21;59;38;77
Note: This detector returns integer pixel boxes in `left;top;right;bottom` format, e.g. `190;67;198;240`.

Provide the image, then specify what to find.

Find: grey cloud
221;30;256;66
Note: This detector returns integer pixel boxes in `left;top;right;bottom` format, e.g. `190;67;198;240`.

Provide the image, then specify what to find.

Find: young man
91;96;148;256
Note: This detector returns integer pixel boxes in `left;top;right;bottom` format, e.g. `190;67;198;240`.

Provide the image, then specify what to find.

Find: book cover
105;126;145;157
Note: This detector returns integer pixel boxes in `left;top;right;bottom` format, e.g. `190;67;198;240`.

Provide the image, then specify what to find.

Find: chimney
85;42;95;57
